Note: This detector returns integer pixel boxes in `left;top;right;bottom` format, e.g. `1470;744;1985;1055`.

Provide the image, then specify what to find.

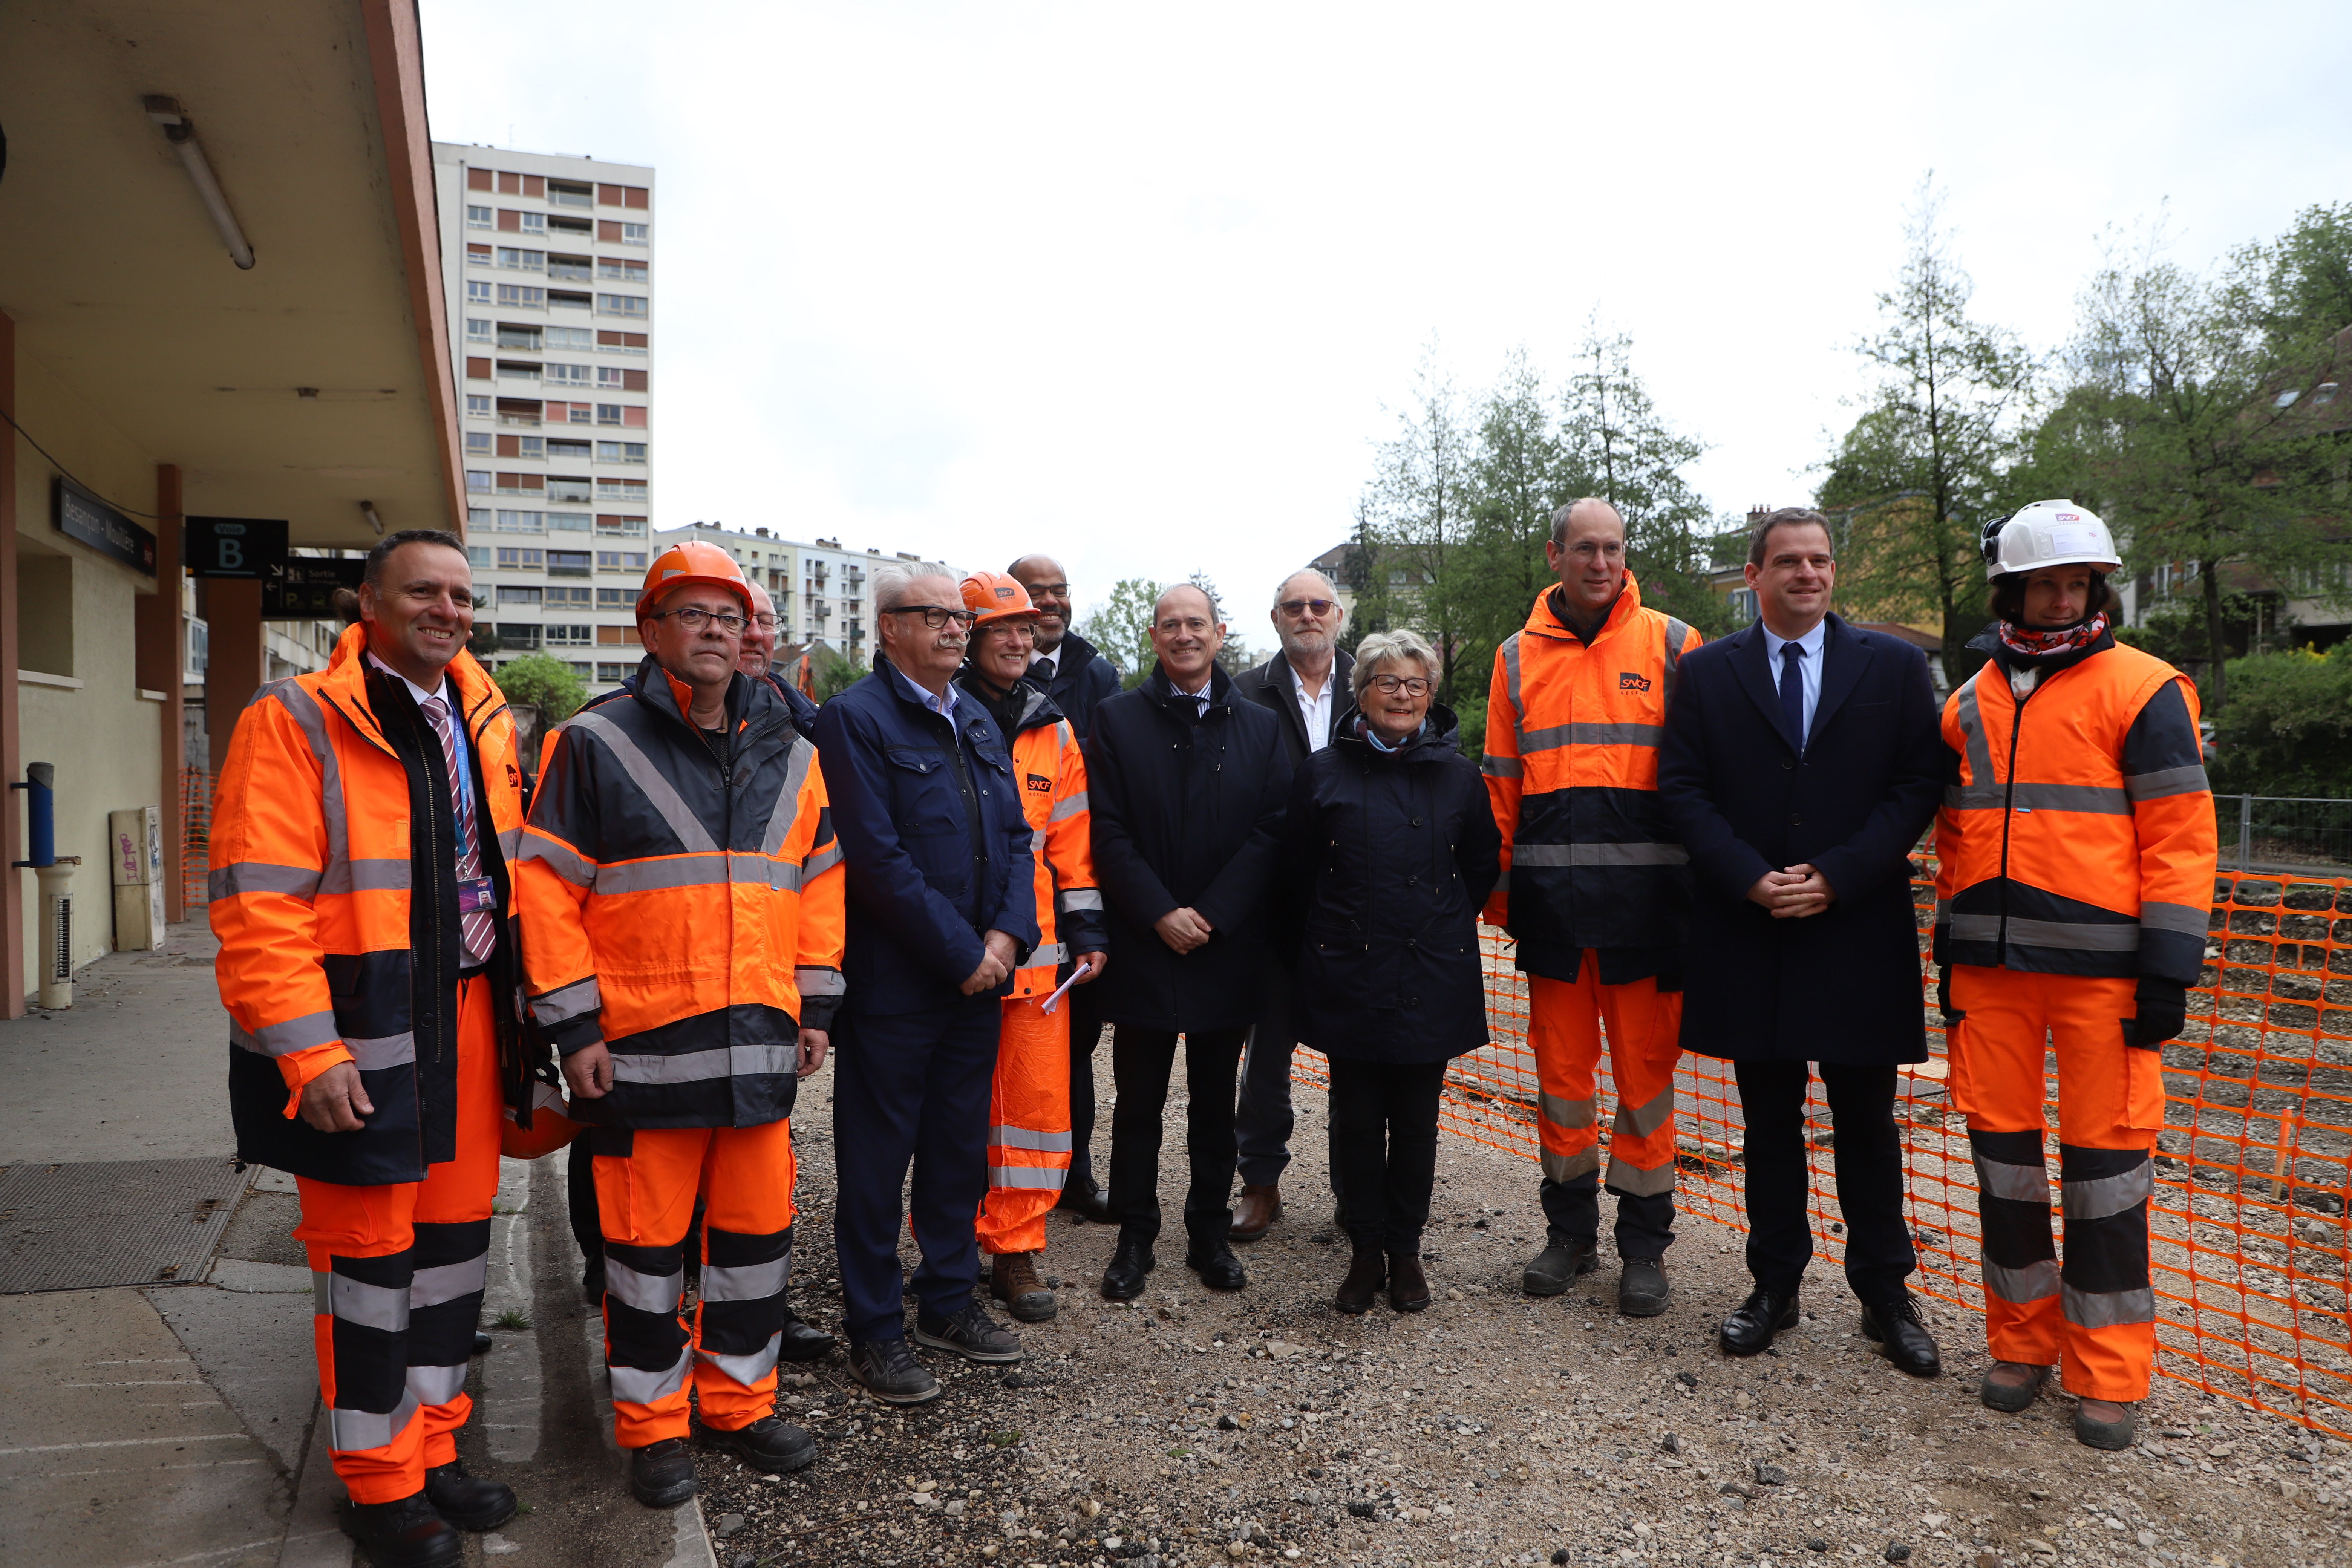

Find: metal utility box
110;806;166;952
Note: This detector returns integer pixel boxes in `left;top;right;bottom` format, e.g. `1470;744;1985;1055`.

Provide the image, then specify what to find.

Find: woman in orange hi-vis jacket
212;530;567;1568
1935;500;2216;1452
952;571;1109;1324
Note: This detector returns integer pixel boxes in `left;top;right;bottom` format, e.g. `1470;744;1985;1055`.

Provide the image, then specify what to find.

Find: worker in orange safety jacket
1482;497;1703;1318
515;541;845;1508
951;571;1110;1324
213;528;559;1568
1935;500;2216;1452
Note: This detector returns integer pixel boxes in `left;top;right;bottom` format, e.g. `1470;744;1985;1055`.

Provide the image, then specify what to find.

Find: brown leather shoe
1333;1250;1385;1315
1387;1251;1432;1313
1228;1183;1283;1243
986;1250;1057;1323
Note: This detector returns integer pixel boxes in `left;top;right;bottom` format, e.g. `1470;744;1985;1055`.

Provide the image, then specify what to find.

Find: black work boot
698;1413;818;1473
341;1491;462;1567
1617;1256;1671;1317
1100;1234;1155;1299
914;1302;1026;1363
423;1459;516;1530
1522;1230;1597;1296
776;1305;837;1363
1185;1237;1249;1292
627;1436;697;1508
847;1336;942;1404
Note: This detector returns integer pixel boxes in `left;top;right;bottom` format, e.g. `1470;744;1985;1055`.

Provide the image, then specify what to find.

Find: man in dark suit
1227;569;1355;1239
1009;553;1123;1222
1087;584;1292;1298
1657;507;1946;1378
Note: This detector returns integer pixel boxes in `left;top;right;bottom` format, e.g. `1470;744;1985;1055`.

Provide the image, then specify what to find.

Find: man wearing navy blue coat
1657;508;1946;1378
814;566;1040;1405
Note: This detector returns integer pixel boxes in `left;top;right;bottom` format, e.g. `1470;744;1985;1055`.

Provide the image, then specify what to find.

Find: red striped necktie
419;695;497;967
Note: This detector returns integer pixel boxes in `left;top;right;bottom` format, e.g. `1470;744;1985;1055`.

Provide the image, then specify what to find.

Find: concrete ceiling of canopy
0;0;461;550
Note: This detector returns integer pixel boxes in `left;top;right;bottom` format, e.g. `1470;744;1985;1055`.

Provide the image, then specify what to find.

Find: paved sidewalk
0;925;712;1568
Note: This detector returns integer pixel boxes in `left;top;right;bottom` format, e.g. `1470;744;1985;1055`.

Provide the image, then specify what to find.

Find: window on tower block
596;403;623;426
464;431;492;455
548;179;593;209
466;279;492;304
466;205;492;229
496;284;545;308
596;442;648;464
495;510;542;534
466;470;492;491
622;223;649;244
597;294;648;318
466;395;492;416
465;318;493;343
496;323;542;349
547;476;594;504
496;247;544;271
597;257;649;282
545;326;594;351
548;253;593;281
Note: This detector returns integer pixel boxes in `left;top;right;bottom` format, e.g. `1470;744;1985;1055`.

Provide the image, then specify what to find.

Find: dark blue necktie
1778;641;1807;750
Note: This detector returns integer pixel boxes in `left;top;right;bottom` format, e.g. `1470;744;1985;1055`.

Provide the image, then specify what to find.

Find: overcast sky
420;0;2351;630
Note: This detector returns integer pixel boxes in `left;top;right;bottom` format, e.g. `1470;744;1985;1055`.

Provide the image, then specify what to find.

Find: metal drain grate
0;1158;255;1293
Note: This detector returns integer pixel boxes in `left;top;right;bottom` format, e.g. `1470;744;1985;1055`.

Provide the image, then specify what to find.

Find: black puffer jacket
1277;704;1504;1063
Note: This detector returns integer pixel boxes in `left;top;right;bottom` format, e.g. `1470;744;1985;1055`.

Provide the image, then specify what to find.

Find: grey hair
1273;568;1341;610
1155;581;1219;624
871;563;957;613
1351;628;1439;698
1548;496;1625;548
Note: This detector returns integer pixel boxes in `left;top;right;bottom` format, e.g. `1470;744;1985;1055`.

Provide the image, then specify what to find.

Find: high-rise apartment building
649;522;956;665
430;142;654;692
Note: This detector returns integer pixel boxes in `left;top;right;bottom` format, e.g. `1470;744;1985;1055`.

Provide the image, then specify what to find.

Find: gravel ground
695;1044;2352;1568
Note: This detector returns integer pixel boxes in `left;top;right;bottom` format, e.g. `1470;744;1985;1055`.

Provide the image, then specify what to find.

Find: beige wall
11;351;165;988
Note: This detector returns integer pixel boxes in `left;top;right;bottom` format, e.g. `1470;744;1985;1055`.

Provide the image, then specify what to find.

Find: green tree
2048;205;2352;708
1075;577;1158;689
1459;348;1577;662
1819;178;2041;689
810;646;862;701
1363;345;1479;702
1559;328;1729;634
2207;644;2352;798
493;652;588;723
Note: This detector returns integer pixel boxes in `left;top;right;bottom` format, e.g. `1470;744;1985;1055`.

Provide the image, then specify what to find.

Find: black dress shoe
471;1331;493;1356
847;1337;942;1405
1186;1239;1249;1292
776;1307;837;1363
1718;1288;1800;1356
1859;1294;1942;1378
1100;1236;1155;1300
699;1413;817;1473
423;1459;516;1531
626;1436;697;1508
340;1491;462;1567
1386;1252;1432;1314
1055;1178;1116;1223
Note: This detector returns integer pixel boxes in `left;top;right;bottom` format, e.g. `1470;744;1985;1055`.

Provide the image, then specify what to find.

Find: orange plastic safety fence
1291;863;2352;1439
180;767;213;910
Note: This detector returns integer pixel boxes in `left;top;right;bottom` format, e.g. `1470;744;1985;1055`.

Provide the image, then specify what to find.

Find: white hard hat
1981;499;2122;580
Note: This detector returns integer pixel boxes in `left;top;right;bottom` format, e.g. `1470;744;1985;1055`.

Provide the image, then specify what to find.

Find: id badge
457;876;498;915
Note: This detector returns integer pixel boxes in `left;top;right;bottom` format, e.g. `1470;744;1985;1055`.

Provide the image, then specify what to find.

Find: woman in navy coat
1277;630;1502;1315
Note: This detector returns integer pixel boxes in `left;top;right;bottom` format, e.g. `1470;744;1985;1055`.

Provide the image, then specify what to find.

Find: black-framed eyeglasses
882;605;979;630
1367;675;1431;697
1277;597;1337;617
646;607;747;633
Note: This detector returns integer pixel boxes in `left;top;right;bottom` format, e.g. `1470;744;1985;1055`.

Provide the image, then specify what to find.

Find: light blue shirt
890;659;960;721
1764;617;1828;740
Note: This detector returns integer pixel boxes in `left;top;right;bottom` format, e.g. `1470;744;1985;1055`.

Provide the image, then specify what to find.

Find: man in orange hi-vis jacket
213;529;542;1568
952;571;1110;1324
515;541;845;1510
1483;498;1703;1319
1935;501;2216;1452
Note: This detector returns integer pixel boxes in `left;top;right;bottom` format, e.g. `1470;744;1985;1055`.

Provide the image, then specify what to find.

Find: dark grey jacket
1232;648;1355;767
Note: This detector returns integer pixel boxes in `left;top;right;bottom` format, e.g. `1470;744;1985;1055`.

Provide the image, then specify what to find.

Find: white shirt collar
366;649;450;711
1762;617;1828;662
1031;644;1060;677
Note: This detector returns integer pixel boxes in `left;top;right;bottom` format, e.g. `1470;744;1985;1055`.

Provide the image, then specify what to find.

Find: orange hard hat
959;570;1037;628
637;540;752;621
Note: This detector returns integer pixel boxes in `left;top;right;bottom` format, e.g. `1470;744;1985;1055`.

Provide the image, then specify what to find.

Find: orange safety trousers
294;973;500;1504
1948;966;2165;1403
1529;963;1684;1198
977;994;1072;1256
594;1119;797;1447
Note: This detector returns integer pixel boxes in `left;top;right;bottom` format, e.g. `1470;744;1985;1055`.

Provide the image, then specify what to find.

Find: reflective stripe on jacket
211;624;527;1185
515;655;845;1128
954;680;1108;996
1933;631;2215;985
1480;572;1701;981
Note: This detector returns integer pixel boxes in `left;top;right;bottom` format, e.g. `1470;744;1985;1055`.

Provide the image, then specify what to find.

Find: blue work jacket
813;656;1039;1014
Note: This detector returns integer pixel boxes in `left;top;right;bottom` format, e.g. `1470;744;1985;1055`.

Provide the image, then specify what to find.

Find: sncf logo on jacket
1618;672;1651;692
